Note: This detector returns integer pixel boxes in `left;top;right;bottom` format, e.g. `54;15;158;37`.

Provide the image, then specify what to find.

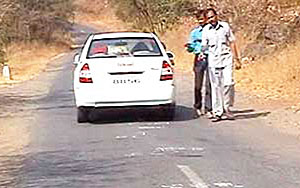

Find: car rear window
87;37;163;58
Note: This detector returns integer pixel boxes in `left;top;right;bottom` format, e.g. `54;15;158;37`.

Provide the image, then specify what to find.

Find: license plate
113;78;141;84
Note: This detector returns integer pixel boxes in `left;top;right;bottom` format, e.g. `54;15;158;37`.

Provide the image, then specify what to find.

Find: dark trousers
193;55;212;111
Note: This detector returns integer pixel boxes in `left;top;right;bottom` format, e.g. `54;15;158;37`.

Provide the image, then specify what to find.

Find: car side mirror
166;51;175;65
73;53;80;65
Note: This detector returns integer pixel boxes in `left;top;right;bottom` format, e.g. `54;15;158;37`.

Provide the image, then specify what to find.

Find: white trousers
208;64;234;116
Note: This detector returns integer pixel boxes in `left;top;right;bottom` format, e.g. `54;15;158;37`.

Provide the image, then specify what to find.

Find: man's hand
185;43;195;53
235;58;242;70
230;42;241;70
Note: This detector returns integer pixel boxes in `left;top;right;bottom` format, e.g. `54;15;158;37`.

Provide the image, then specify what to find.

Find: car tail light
79;63;93;83
160;60;173;81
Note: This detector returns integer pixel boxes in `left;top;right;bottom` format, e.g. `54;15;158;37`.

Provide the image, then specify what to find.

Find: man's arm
230;41;241;70
226;23;242;70
185;29;197;53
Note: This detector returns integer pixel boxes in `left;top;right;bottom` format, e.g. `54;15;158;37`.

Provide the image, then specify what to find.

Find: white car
73;32;176;123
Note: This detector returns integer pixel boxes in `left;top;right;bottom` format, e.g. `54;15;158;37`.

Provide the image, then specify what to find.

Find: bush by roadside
0;0;74;64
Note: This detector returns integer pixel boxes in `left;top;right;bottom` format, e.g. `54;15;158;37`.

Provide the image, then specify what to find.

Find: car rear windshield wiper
132;51;161;57
88;54;117;58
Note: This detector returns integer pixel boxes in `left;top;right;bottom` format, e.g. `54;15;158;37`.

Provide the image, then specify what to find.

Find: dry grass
0;42;68;85
235;41;300;107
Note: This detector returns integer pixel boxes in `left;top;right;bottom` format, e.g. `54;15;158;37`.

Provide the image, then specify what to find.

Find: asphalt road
0;26;300;188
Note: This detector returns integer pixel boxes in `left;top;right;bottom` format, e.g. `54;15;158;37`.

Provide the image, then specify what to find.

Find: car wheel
164;103;176;120
77;107;90;123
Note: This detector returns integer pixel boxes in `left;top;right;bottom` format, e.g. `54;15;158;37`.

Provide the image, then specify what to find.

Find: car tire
164;103;176;120
77;107;90;123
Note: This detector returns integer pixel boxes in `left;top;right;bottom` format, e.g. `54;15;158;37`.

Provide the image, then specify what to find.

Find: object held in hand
185;43;194;53
235;58;242;70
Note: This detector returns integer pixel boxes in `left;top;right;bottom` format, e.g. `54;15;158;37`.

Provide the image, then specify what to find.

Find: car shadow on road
89;105;197;124
231;108;271;120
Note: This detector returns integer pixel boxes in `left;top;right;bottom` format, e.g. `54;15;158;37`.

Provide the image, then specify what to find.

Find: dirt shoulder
0;42;69;87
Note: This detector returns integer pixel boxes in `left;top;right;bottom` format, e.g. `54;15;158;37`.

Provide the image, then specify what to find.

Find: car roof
91;31;157;40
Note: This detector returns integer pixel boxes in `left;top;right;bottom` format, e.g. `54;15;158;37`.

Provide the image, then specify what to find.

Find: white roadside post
2;63;11;81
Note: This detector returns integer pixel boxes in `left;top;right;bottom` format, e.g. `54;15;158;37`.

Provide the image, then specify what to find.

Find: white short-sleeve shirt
202;21;235;68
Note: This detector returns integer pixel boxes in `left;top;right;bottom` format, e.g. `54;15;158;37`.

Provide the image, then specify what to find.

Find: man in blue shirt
186;10;212;117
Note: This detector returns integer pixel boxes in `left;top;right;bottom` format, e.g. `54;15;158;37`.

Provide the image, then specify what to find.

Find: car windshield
87;37;163;58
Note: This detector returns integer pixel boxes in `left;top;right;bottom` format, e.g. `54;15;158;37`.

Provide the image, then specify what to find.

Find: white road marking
177;165;209;188
214;182;245;188
115;135;128;140
234;185;244;188
214;182;234;187
124;152;143;158
161;184;183;188
138;126;162;130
